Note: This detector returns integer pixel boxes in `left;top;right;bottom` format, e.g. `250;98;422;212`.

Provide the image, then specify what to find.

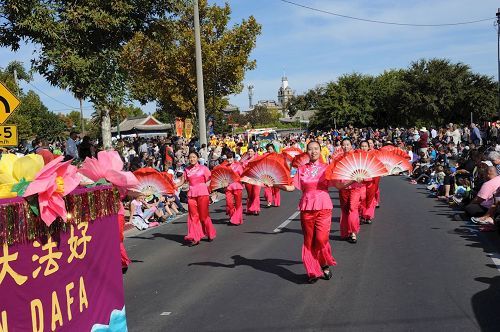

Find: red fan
241;155;291;187
160;172;177;195
133;167;171;196
282;147;303;160
210;165;240;191
292;152;310;168
264;152;290;172
331;148;345;165
374;151;412;175
331;147;344;160
380;145;397;152
391;148;411;159
326;151;388;181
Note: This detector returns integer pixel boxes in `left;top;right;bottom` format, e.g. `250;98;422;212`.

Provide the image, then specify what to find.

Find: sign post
0;82;21;147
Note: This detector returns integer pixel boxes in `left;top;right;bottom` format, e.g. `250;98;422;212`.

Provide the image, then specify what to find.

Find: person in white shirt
430;128;437;139
65;131;79;160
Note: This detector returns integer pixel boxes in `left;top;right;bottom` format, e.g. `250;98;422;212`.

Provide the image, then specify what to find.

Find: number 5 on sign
0;125;17;146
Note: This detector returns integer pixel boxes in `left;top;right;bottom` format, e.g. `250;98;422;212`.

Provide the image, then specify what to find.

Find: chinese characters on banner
0;213;126;331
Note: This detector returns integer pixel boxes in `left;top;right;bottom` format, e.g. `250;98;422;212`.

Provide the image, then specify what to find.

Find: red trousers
185;195;216;242
264;187;281;206
226;189;243;225
118;214;130;268
374;177;381;205
301;209;336;278
245;183;261;213
362;179;378;220
339;187;362;238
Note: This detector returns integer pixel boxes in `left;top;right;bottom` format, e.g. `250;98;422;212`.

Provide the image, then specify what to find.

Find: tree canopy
121;0;261;122
303;59;498;129
0;0;174;147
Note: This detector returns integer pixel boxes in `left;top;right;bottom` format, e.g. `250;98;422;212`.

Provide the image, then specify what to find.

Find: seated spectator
464;166;500;218
487;151;500;175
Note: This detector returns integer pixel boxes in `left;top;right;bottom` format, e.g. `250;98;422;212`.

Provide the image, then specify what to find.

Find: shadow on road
188;254;305;284
129;232;187;245
471;276;500;332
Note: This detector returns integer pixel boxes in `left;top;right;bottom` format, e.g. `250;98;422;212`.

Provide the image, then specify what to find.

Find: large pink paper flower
23;156;80;226
79;150;139;190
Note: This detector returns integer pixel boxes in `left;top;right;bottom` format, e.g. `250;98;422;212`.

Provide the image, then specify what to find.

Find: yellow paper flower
0;183;16;198
0;154;44;184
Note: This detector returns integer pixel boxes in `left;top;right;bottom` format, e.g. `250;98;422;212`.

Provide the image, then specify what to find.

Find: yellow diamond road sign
0;82;21;124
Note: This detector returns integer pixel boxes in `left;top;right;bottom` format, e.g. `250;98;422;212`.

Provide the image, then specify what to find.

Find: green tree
121;0;261;120
310;73;375;129
0;0;174;148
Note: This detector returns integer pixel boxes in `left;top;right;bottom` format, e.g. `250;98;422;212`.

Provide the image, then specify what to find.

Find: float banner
184;119;193;140
0;214;126;332
175;118;184;137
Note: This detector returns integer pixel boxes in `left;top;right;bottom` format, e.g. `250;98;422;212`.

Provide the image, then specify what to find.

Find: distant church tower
278;75;294;116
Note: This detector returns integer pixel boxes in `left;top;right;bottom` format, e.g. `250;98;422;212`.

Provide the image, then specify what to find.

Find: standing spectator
448;124;461;146
430;127;437;140
78;136;95;160
65;131;79;160
489;123;498;145
470;123;482;146
418;127;429;158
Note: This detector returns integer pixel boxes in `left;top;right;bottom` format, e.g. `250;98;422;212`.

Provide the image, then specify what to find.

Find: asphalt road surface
123;176;500;332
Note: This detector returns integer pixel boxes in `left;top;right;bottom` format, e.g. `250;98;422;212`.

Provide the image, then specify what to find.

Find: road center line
273;211;300;233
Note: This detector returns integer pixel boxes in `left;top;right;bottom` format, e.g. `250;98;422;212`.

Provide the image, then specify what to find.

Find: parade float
0;153;131;332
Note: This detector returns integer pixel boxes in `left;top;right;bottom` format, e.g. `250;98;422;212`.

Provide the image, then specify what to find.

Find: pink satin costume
293;160;337;278
226;162;244;225
184;164;216;242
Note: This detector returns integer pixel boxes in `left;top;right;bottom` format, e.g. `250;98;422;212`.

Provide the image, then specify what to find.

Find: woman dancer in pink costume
358;140;376;224
263;143;281;207
337;139;364;243
177;151;216;246
223;151;244;225
243;148;261;216
279;141;345;283
368;139;381;209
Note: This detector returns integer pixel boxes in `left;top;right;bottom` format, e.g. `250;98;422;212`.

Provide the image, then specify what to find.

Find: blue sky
0;0;499;117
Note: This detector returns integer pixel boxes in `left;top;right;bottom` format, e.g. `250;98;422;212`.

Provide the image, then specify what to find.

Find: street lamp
194;0;207;145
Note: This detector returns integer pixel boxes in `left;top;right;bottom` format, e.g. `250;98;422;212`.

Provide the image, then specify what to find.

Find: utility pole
497;8;500;118
194;0;207;145
79;98;85;134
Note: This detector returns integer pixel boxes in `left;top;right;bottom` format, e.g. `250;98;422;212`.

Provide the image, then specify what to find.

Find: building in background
111;115;172;138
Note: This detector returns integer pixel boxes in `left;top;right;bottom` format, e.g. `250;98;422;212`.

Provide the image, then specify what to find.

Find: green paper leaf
85;178;110;188
25;196;40;216
11;178;30;196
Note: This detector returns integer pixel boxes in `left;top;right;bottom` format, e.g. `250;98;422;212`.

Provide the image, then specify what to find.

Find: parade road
123;176;500;331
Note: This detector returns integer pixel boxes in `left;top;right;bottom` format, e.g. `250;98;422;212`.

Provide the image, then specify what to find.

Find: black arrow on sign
0;96;10;113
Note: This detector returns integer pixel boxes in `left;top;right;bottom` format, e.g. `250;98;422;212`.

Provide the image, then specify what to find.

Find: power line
26;81;80;109
279;0;495;27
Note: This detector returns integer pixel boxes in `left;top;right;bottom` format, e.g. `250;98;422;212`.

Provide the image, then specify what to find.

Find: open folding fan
326;151;388;182
331;147;344;160
160;172;177;194
390;148;411;159
133;167;170;196
282;147;303;160
292;152;310;168
264;152;290;171
331;148;345;165
241;156;291;187
380;145;397;152
210;165;240;191
374;151;412;175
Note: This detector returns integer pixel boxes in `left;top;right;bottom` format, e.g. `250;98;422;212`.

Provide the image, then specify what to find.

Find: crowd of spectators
5;120;500;233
